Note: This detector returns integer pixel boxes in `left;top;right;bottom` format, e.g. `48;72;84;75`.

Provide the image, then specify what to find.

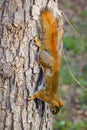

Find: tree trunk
0;0;59;130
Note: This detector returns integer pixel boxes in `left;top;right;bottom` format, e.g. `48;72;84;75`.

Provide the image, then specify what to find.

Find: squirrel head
49;98;64;114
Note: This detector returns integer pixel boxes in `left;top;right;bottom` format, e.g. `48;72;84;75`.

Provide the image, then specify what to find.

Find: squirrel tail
40;8;58;58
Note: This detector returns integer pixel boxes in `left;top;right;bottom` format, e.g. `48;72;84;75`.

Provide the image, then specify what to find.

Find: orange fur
28;8;64;115
40;9;58;59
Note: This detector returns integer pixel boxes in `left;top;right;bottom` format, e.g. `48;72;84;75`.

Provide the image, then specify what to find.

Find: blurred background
53;0;87;130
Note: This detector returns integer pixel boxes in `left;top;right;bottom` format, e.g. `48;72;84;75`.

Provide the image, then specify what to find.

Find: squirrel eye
51;108;57;114
50;106;60;114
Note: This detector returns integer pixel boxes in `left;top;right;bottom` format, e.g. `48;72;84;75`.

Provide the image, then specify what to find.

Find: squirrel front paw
34;37;41;47
27;96;35;101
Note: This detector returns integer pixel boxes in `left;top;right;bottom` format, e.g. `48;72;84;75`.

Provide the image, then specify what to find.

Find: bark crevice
0;0;59;129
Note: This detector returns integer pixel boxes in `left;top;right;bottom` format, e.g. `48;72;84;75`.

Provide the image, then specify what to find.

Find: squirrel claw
34;37;41;47
27;96;35;101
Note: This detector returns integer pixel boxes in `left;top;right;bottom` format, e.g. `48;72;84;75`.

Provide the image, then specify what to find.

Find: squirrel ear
59;100;64;107
56;99;64;108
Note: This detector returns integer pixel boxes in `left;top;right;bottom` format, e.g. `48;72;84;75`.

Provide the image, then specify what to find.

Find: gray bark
0;0;59;130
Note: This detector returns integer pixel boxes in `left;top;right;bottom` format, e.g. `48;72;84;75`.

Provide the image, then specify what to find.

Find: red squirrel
28;8;64;114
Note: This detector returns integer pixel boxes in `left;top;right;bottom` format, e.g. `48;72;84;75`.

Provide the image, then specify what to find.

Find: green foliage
80;90;87;104
83;38;87;52
59;64;73;84
80;10;87;18
53;112;87;130
53;2;87;130
82;64;87;79
82;21;87;28
63;36;80;53
64;2;72;8
55;36;87;130
73;120;87;130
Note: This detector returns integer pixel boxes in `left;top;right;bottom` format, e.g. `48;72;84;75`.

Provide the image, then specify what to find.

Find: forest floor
53;0;87;130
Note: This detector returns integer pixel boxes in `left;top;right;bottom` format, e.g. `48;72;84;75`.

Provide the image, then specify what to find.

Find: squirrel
28;8;64;114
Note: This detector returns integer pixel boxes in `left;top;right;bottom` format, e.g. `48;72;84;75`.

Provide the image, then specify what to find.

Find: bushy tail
40;8;58;58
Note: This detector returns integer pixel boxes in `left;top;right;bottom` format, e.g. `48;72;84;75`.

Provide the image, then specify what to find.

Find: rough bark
0;0;59;130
